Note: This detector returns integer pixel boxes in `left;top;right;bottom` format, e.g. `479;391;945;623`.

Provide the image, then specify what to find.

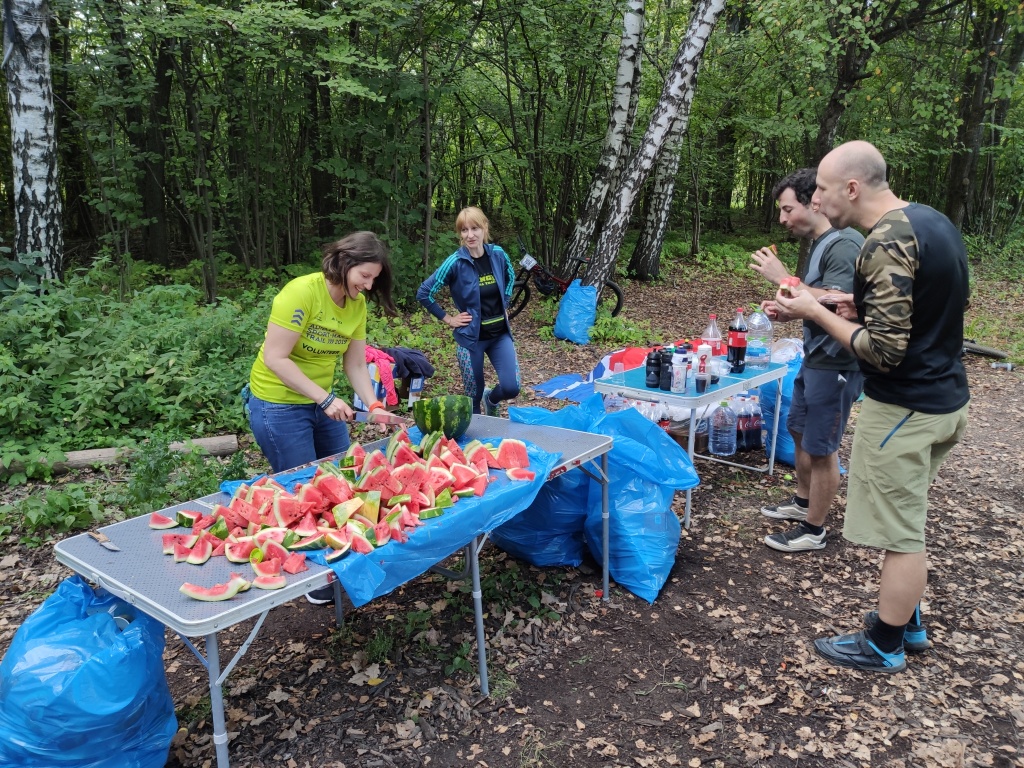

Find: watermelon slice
506;468;536;481
163;533;199;554
494;438;529;469
355;490;381;524
252;558;282;577
225;540;257;563
288;533;327;551
176;509;203;528
427;467;455;495
252;574;287;590
341;442;365;470
180;574;250;602
282;552;308;574
293;512;319;538
332;498;364;527
390;443;421;469
313;473;354;505
262;539;290;563
186;537;214;565
450;463;482;491
361;449;392;475
149;512;178;530
372;521;391;547
173;542;192;563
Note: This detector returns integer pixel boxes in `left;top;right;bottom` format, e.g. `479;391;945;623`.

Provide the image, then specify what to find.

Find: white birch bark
628;117;685;280
585;0;725;288
563;0;643;266
4;0;63;279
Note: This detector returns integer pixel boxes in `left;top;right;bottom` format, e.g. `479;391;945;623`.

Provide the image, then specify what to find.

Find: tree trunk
563;0;644;266
4;0;64;280
627;117;685;280
585;0;726;289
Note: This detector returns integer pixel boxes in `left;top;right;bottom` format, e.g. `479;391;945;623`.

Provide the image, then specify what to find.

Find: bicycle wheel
508;279;531;319
598;280;624;317
963;340;1008;359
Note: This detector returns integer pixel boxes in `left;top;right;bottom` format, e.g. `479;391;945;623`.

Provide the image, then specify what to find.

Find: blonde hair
455;206;491;244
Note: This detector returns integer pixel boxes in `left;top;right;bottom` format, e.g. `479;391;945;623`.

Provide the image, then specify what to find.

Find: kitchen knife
351;410;414;427
88;531;121;551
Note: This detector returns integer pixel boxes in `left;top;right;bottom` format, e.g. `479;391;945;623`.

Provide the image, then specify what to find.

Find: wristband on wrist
319;393;336;411
368;400;386;412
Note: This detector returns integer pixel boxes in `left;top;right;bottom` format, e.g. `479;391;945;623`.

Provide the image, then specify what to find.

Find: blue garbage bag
584;407;701;604
0;576;177;768
494;396;609;566
553;279;598;345
759;356;802;467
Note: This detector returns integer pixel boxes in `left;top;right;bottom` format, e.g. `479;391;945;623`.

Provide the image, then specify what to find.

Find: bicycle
507;242;624;320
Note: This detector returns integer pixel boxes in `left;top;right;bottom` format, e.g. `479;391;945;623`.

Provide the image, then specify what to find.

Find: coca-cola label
728;330;747;348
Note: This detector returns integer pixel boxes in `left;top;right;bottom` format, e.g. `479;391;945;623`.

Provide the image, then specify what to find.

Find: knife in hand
351;410;413;427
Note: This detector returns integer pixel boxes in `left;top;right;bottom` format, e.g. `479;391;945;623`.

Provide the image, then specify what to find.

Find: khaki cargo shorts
844;397;969;553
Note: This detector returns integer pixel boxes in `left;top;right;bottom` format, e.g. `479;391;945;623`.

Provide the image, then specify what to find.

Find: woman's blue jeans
247;394;351;474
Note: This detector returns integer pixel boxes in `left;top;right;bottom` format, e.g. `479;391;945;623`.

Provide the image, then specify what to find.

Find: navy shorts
786;366;864;457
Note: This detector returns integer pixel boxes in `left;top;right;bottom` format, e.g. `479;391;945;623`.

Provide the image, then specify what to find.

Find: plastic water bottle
709;400;737;456
746;310;774;370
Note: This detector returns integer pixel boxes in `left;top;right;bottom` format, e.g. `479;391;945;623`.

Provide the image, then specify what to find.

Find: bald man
776;141;970;674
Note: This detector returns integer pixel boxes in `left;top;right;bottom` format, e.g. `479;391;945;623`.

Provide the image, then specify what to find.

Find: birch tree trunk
584;0;725;289
4;0;63;280
563;0;643;267
627;117;685;280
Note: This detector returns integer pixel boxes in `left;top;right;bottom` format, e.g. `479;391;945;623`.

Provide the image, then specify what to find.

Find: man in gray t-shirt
749;168;864;554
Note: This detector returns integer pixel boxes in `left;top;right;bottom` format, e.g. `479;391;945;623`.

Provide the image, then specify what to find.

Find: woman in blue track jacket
416;207;521;415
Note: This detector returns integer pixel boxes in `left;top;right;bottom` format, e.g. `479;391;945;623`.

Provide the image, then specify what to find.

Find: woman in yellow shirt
246;231;396;474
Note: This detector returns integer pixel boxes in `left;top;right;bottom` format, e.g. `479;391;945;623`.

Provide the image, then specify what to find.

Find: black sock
801;521;824;536
867;617;906;654
794;495;809;508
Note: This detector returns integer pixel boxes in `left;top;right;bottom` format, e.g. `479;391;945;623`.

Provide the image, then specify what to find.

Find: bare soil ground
1;269;1022;768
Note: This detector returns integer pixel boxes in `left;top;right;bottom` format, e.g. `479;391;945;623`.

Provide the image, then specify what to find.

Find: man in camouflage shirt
776;141;970;674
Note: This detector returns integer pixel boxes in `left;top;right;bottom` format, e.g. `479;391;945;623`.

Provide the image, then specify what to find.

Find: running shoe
813;630;906;673
482;387;499;417
305;585;335;605
764;523;826;552
863;610;931;653
760;497;808;521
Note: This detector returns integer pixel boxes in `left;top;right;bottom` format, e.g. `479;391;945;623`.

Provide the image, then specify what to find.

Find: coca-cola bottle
727;308;747;373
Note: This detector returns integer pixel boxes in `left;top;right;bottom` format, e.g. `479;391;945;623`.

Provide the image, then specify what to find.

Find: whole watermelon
413;395;473;439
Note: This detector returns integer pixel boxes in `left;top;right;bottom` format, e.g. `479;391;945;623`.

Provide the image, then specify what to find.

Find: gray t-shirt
802;227;863;370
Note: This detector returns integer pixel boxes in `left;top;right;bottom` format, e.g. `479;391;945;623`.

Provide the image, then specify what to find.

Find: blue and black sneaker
863;610;931;653
813;630;906;674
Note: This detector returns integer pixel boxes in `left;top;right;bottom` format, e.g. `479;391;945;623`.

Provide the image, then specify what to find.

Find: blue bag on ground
0;576;177;768
553;279;598;345
759;354;802;467
493;397;609;566
583;407;701;604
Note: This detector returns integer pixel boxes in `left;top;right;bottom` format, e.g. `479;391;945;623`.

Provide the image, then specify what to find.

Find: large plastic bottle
746;310;774;370
701;314;724;356
733;396;751;453
747;395;764;453
709;400;737;456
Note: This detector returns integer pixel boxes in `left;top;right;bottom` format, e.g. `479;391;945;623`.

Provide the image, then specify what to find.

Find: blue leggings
455;333;521;414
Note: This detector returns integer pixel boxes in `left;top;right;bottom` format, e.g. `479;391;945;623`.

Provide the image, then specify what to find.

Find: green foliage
365;627;397;665
0;484;106;540
0;262;268;481
587;310;654;347
0;248;47;295
114;439;253;518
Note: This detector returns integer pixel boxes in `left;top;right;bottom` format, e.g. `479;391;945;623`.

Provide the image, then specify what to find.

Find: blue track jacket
416;244;516;349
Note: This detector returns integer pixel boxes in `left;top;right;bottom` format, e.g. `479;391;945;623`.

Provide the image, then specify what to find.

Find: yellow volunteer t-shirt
249;272;367;403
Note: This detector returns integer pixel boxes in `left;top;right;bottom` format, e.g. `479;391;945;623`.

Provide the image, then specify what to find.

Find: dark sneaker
760;497;808;521
305;585;335;605
764;523;826;552
863;610;931;653
482;387;499;417
814;630;906;673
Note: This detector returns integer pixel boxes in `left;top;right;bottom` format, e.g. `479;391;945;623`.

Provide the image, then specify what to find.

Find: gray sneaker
761;497;808;521
765;523;826;552
482;387;499;417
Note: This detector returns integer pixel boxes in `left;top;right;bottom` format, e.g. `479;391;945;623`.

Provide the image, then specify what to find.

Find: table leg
469;535;489;696
684;406;698;528
333;578;344;627
205;632;231;768
767;378;782;475
601;452;609;601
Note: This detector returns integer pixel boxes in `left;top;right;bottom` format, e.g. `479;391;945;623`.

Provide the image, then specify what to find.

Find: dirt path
1;275;1021;768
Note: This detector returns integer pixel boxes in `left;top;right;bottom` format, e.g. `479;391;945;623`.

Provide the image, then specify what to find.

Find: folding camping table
593;362;787;527
53;415;611;768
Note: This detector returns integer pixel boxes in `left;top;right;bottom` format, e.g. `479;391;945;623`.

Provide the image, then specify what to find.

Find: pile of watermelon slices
152;430;533;601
